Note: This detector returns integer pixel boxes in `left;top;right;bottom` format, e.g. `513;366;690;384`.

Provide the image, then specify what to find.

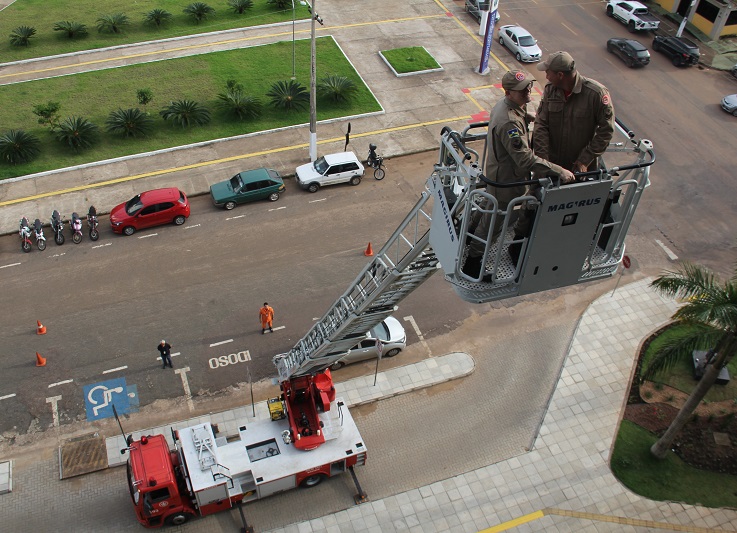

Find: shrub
0;130;41;164
53;21;88;39
216;89;262;120
136;88;154;109
317;75;357;103
32;101;62;129
105;108;154;137
10;26;36;47
267;79;309;111
96;14;130;34
183;2;215;24
144;9;173;28
160;100;211;127
55;116;98;151
228;0;254;14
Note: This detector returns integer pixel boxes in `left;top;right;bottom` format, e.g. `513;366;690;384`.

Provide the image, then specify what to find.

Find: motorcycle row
18;206;99;253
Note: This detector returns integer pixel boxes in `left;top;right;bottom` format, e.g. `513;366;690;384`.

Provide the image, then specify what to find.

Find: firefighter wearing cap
464;70;574;279
534;51;615;173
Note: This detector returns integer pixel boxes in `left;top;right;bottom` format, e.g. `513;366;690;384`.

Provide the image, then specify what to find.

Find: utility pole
309;0;318;162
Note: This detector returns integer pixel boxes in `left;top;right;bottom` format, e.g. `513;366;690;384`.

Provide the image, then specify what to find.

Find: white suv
295;152;365;192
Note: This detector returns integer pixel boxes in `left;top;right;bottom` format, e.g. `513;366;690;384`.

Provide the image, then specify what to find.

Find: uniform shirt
486;97;566;203
532;72;614;171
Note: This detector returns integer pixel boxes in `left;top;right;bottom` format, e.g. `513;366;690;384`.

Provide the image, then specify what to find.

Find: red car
110;188;190;235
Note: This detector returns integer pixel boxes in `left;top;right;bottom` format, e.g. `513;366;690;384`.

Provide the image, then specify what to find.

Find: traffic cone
35;352;47;367
364;242;374;256
37;320;47;335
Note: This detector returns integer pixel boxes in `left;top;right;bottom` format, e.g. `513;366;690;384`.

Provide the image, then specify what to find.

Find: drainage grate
59;433;108;479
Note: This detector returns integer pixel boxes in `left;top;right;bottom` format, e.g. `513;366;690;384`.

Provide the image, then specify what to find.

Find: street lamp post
291;0;296;79
308;0;317;162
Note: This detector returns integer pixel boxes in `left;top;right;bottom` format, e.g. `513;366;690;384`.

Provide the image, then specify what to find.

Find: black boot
462;256;482;278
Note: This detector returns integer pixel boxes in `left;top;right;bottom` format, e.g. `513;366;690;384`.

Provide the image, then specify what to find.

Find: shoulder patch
507;127;521;139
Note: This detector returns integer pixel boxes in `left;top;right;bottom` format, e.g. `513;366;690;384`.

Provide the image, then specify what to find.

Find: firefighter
533;51;615;173
259;302;274;334
463;70;573;280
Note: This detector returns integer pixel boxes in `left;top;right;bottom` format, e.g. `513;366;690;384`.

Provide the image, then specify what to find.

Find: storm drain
59;432;108;479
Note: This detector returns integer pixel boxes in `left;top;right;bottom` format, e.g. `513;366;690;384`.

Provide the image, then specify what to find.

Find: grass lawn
641;322;737;403
381;46;441;74
611;420;737;508
1;0;309;62
0;37;381;180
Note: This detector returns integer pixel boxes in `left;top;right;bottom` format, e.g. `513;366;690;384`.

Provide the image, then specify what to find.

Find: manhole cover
59;433;108;479
713;432;732;447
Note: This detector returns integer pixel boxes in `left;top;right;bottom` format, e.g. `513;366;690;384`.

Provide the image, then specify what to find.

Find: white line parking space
92;243;111;249
308;198;327;203
46;395;62;427
138;233;157;239
403;315;431;355
655;239;678;260
226;214;246;220
209;339;233;347
153;351;180;361
48;379;73;388
102;366;128;374
0;393;16;401
0;262;21;269
268;206;286;212
174;367;194;412
185;224;200;229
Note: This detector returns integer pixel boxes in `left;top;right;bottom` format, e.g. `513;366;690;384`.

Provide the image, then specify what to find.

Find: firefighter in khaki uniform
533;51;615;173
463;70;574;280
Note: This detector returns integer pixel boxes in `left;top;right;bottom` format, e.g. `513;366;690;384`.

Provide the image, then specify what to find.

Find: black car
607;38;650;67
652;35;700;66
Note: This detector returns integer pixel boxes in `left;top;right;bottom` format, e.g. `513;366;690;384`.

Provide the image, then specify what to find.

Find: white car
497;25;541;63
330;317;407;370
295;152;365;193
721;94;737;117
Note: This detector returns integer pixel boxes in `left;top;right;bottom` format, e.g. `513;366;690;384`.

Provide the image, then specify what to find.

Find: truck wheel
606;5;613;16
627;21;636;33
330;361;345;370
300;474;326;488
165;512;194;526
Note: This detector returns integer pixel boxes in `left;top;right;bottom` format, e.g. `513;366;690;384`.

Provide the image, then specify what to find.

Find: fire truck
124;119;653;528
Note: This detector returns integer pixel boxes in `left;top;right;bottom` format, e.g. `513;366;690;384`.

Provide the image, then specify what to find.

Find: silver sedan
498;24;542;63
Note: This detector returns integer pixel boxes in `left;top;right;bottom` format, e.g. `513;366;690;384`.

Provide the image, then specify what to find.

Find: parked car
605;0;660;32
295;152;365;193
497;25;541;63
465;0;499;23
607;38;650;67
210;168;285;210
110;188;190;235
329;317;407;370
721;94;737;116
731;63;737;78
652;35;700;67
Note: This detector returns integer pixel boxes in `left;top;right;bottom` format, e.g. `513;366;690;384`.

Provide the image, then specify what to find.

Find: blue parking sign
83;378;138;421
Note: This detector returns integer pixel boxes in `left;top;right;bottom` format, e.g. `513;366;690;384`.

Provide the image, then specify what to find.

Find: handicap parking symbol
83;377;139;421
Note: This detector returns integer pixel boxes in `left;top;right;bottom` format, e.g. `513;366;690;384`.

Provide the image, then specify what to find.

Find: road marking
46;395;62;427
480;510;544;532
561;22;577;36
0;262;21;269
49;253;66;258
268;206;286;212
48;379;73;388
403;315;431;355
175;367;194;412
0;393;16;401
210;339;234;347
209;350;251;369
103;365;128;374
265;326;285;333
138;233;157;239
309;198;327;203
92;243;112;249
185;224;200;229
154;351;180;361
226;214;246;220
655;239;678;261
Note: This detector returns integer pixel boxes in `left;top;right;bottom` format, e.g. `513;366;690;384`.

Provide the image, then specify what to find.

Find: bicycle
366;144;386;180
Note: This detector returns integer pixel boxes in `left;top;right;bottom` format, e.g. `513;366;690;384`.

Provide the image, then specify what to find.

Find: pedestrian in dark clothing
158;340;173;369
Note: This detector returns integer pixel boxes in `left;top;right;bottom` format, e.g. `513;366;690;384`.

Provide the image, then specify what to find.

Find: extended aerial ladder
273;119;654;450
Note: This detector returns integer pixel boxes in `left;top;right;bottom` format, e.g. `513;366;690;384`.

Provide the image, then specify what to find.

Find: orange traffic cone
37;320;47;335
364;242;374;256
36;352;47;367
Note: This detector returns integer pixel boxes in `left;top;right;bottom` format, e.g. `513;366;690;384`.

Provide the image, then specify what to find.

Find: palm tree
160;100;211;127
0;130;41;164
106;108;154;137
183;2;215;24
228;0;254;14
96;13;130;34
267;80;309;111
318;75;358;103
10;26;36;47
644;262;737;459
53;21;88;39
143;9;173;28
216;89;262;120
55;116;98;151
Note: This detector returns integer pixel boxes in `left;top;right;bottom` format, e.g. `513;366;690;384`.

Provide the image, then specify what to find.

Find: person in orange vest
259;302;274;334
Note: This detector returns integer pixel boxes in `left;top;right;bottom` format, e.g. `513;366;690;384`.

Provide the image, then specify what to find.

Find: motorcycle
87;205;99;241
366;143;386;180
19;217;32;253
51;210;65;245
33;218;46;251
71;212;83;244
